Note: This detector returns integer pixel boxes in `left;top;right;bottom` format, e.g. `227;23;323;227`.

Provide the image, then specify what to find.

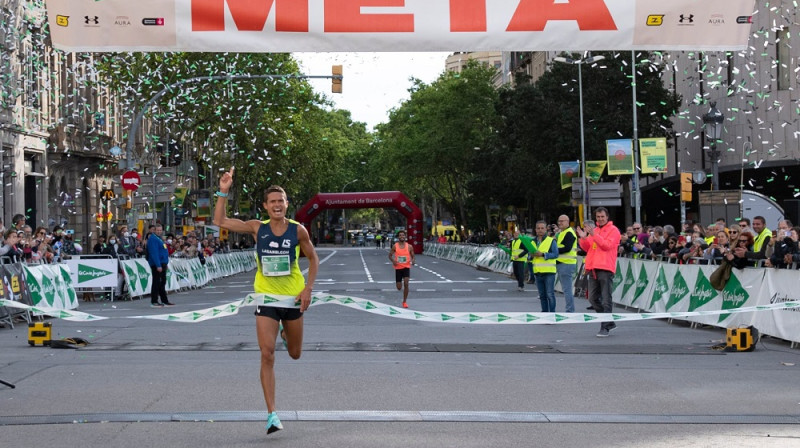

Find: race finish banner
45;0;756;53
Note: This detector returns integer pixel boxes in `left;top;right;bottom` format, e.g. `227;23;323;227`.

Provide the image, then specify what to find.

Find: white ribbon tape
2;295;800;325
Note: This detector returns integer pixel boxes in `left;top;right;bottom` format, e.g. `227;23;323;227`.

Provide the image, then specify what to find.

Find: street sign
121;170;141;191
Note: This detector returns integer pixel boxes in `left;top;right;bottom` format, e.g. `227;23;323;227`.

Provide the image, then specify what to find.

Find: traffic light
680;172;692;202
332;65;342;94
124;189;132;209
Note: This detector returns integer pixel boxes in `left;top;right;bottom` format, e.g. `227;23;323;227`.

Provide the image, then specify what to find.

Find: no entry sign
121;170;141;191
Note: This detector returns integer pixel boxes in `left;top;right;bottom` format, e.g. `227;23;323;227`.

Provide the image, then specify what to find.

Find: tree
490;51;681;221
375;61;500;233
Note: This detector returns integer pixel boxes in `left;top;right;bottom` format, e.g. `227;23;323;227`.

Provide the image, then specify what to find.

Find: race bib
398;256;408;263
261;255;291;277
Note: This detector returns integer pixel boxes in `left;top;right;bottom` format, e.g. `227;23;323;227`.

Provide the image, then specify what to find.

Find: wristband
216;191;229;198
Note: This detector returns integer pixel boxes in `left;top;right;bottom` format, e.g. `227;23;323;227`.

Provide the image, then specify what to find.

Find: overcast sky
294;52;451;130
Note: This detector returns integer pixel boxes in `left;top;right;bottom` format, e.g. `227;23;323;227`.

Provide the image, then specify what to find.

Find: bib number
398;256;407;263
261;255;291;277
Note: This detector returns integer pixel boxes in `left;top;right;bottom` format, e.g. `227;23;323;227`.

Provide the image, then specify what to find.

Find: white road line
304;250;337;275
488;289;509;292
415;264;450;281
452;289;472;292
416;289;435;292
359;249;374;282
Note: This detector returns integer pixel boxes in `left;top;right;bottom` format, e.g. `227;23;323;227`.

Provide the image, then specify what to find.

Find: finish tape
2;295;800;325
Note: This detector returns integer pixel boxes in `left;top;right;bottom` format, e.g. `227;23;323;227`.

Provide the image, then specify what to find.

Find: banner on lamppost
639;138;668;174
585;161;607;184
559;161;580;190
606;139;635;175
173;187;189;207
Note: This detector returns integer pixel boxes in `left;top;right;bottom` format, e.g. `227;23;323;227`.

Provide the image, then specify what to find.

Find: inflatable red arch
295;191;424;254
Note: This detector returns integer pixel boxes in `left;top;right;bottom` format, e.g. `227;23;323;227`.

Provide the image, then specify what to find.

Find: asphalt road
2;246;799;447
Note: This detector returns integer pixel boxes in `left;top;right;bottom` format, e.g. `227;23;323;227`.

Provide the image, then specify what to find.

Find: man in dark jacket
146;224;174;307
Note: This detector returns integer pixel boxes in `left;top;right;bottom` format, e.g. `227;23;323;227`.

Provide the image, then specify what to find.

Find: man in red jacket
577;207;621;338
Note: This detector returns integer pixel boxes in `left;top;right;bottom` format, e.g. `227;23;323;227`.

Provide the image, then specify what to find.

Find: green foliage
374;61;501;230
96;52;371;215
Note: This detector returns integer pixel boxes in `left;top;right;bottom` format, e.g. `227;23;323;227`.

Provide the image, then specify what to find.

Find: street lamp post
341;179;358;245
702;102;725;191
740;139;752;218
553;54;605;224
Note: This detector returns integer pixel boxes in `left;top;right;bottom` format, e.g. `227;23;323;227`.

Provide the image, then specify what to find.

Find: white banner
120;258;154;298
64;258;119;288
23;264;79;310
45;0;755;52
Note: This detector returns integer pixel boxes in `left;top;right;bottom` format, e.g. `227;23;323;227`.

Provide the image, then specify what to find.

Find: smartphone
713;237;719;245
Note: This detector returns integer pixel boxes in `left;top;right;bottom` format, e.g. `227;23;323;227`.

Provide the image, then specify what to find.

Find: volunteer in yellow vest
509;230;529;292
555;215;578;312
213;168;319;436
389;230;415;308
745;216;772;263
532;221;559;312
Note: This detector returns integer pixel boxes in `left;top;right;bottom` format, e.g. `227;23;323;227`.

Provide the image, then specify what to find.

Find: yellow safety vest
753;228;772;252
511;239;527;262
532;237;557;274
556;228;578;264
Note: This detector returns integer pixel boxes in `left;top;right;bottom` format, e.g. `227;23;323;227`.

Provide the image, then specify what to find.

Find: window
777;28;791;91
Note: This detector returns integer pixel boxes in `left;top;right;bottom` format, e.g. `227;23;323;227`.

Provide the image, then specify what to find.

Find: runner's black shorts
395;267;410;283
254;306;303;322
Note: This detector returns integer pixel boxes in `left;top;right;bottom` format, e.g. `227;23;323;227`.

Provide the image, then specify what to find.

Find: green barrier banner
3;294;798;325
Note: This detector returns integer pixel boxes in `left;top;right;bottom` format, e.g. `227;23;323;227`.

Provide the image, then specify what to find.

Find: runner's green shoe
266;412;283;434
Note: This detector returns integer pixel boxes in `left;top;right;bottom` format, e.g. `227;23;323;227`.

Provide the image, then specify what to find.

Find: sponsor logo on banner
612;261;623;292
718;274;749;323
666;270;689;310
631;265;650;306
646;15;664;26
769;292;800;312
124;264;138;292
56;15;69;27
708;14;725;26
84;16;100;27
114;16;132;27
649;266;670;309
142;17;165;26
736;16;752;24
689;270;716;311
136;261;149;291
678;14;694;25
78;264;113;284
621;263;635;298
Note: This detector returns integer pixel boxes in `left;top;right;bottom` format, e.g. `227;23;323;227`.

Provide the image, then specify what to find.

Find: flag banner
559;161;580;190
585;161;607;184
45;0;756;53
639;137;668;174
606;139;635;175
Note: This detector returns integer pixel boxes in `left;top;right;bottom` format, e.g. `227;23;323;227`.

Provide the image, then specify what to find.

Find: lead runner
213;167;319;435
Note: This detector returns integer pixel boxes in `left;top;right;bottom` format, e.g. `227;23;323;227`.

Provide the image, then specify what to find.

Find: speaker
783;199;800;226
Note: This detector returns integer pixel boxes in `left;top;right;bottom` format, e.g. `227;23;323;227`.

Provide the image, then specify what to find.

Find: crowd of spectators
0;214;245;265
440;215;800;271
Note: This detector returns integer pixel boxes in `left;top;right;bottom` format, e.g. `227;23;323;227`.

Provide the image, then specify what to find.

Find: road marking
5;411;791;426
359;249;374;282
302;250;337;275
452;289;472;292
415;264;450;281
416;289;435;292
488;289;508;292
